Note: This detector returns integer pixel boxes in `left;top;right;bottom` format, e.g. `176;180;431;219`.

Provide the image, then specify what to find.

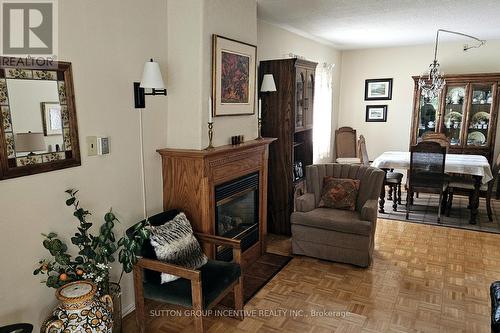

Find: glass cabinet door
442;85;467;146
295;70;306;129
416;93;440;142
466;83;494;146
305;71;314;128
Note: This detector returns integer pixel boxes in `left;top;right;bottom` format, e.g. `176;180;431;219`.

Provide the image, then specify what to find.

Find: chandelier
418;29;485;99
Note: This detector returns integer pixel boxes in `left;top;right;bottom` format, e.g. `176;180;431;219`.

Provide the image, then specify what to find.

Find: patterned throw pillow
318;177;360;211
149;212;208;283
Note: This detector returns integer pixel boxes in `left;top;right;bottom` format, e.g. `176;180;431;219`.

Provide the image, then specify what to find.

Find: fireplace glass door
215;172;259;261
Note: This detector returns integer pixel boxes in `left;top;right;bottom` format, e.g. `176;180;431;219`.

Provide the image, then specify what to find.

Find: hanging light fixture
418;29;485;99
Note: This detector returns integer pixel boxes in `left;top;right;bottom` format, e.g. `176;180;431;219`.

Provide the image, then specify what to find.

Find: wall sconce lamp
133;59;167;109
260;74;277;93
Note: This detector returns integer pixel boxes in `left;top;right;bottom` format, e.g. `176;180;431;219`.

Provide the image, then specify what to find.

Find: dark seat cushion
385;171;403;184
291;208;372;236
143;260;241;309
491;281;500;333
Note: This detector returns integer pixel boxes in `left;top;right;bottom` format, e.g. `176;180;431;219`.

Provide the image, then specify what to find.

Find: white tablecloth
372;151;493;184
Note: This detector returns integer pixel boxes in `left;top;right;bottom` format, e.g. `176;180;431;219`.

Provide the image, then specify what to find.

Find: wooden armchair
129;210;243;333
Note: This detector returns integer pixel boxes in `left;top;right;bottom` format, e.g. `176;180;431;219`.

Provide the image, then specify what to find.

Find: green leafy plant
34;189;151;294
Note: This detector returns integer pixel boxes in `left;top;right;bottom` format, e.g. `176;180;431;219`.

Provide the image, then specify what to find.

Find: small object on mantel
231;135;245;145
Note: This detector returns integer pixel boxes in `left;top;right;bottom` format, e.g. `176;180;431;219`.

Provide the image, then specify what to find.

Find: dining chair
406;141;448;222
446;153;500;221
335;127;361;164
130;210;244;333
359;135;403;211
421;132;450;149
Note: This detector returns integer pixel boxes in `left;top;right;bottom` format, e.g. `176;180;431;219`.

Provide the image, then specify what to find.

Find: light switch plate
97;137;110;155
86;136;97;156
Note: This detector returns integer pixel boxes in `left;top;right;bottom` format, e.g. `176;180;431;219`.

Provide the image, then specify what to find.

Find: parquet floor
123;219;500;332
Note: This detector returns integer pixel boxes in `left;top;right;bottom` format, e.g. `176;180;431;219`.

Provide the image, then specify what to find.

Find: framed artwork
212;34;257;116
41;102;62;136
366;105;388;122
365;78;393;100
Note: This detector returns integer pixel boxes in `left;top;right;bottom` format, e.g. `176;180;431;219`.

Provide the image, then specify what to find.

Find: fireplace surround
157;138;275;267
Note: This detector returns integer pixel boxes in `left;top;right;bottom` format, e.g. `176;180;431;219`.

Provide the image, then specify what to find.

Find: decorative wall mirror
0;57;80;180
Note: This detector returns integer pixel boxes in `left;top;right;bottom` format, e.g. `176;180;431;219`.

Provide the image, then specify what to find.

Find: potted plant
34;189;151;333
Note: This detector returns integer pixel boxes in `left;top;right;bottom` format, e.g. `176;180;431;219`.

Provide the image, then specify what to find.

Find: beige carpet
379;191;500;233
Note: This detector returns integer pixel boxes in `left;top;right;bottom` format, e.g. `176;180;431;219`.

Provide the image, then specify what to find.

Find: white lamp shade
140;60;165;89
260;74;277;92
15;132;46;152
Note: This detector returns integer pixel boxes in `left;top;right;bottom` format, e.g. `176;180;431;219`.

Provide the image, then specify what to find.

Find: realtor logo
1;0;57;57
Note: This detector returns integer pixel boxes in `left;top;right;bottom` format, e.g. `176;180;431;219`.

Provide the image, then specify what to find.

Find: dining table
372;151;493;224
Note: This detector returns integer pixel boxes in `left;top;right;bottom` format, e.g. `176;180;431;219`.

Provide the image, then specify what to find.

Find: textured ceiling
257;0;500;49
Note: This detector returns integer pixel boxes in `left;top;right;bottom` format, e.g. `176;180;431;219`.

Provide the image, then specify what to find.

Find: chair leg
416;192;419;199
392;185;398;211
437;192;443;223
446;189;453;217
388;185;393;200
397;183;402;204
405;191;410;219
234;276;244;320
133;266;146;333
191;279;204;333
487;195;493;222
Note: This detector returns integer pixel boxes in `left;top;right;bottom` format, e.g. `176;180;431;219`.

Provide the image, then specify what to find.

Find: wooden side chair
406;141;448;222
335;126;361;164
129;210;244;333
446;153;500;221
359;135;403;211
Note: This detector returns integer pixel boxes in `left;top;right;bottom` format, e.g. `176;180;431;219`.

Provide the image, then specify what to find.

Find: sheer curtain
313;63;334;163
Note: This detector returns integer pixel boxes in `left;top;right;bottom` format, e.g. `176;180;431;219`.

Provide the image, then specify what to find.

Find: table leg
379;169;388;213
469;175;481;224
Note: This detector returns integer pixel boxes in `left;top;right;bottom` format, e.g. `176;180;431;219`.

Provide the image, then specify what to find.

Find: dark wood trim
0;57;81;180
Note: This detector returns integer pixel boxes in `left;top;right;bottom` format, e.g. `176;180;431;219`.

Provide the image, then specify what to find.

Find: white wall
339;41;500;160
257;20;342;161
0;0;167;330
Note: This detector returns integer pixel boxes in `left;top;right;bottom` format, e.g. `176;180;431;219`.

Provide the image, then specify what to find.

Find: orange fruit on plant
59;273;68;281
76;269;84;276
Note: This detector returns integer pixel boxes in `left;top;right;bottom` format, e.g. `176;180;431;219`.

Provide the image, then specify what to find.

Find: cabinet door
465;83;497;147
295;68;306;129
441;84;468;146
305;70;315;128
415;90;440;142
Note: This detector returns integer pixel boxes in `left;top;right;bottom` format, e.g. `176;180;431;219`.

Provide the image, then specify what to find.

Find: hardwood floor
123;219;499;332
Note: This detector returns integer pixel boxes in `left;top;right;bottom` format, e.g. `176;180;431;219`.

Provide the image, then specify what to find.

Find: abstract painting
221;51;250;104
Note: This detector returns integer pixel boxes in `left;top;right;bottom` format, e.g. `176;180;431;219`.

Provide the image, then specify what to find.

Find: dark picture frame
365;78;393;100
212;34;257;117
366;105;388;122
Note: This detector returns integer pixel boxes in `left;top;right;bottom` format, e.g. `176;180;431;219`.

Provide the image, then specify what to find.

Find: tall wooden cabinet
259;58;317;235
411;73;500;161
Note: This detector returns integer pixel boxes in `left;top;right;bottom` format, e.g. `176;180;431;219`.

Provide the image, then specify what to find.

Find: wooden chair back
358;135;370;166
421;132;450;149
409;141;447;194
335;127;357;159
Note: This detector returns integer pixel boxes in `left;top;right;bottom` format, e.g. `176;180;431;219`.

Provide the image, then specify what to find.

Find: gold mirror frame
0;57;80;180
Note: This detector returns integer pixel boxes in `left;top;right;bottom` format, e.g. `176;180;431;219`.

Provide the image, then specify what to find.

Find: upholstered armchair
291;164;385;267
128;210;243;333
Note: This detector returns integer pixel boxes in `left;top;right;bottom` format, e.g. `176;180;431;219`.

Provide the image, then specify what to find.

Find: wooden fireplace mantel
157;138;276;266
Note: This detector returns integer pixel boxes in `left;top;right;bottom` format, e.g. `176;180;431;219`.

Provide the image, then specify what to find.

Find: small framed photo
366;105;387;122
41;102;63;136
365;78;393;100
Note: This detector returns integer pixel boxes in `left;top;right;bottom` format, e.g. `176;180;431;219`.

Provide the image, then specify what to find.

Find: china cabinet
259;58;317;235
411;73;500;162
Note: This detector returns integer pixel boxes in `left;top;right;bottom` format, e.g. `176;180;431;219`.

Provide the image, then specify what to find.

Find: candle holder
206;122;214;149
257;117;263;140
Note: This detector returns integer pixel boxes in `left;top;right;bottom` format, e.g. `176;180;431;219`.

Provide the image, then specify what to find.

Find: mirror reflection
1;72;71;166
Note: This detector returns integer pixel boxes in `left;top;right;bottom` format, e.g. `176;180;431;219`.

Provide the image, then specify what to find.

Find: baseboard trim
122;303;135;317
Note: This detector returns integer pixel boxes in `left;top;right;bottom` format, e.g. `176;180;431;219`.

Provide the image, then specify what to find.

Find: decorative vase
42;281;113;333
